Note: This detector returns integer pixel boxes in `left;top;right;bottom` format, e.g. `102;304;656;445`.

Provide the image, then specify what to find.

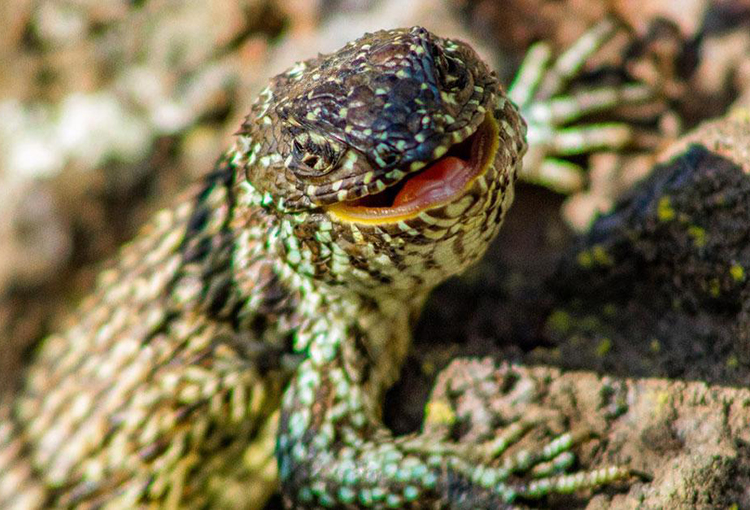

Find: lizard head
236;27;527;294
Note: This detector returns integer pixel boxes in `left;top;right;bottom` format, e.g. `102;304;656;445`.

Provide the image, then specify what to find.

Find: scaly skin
1;26;638;509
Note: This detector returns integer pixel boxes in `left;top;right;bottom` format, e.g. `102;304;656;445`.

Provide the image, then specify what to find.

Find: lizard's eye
291;137;342;178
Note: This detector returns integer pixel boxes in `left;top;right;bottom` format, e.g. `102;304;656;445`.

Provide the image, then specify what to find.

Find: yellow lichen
548;310;573;334
576;250;593;268
649;338;661;353
687;225;707;247
709;278;721;297
596;338;612;357
729;105;750;122
424;400;455;427
655;391;670;408
577;246;612;268
730;264;745;282
592;244;613;266
657;196;675;221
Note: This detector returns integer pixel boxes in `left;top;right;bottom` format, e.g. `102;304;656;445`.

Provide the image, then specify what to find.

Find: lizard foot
278;357;636;509
418;358;635;507
510;17;654;193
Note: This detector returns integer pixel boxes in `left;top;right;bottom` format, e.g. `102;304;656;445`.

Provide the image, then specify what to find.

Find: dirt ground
2;0;750;508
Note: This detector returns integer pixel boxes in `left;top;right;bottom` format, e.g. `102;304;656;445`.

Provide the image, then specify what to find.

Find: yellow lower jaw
326;199;433;225
325;113;499;225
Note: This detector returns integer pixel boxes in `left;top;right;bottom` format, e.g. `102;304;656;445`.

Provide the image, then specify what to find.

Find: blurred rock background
0;0;748;399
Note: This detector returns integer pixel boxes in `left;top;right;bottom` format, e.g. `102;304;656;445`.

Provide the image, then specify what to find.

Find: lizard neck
230;171;428;395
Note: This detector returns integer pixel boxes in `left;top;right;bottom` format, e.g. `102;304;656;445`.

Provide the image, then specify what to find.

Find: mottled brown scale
0;160;300;508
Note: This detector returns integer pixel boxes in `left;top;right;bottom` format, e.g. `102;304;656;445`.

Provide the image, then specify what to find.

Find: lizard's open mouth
326;113;499;223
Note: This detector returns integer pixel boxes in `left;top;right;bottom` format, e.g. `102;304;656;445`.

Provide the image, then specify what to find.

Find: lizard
0;20;649;509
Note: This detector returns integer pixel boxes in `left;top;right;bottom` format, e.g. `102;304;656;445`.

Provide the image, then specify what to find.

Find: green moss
727;355;739;369
581;315;603;331
546;347;563;361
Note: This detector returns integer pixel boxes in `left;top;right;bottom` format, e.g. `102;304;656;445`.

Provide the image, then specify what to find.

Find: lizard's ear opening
325;113;498;224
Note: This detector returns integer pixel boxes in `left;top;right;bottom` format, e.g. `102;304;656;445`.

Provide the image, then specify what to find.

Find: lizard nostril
435;54;473;108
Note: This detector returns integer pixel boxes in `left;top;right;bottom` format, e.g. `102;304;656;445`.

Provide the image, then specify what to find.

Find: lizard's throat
325;113;498;223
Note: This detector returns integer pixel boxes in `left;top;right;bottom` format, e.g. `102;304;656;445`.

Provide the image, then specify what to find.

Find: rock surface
428;358;750;509
405;102;750;509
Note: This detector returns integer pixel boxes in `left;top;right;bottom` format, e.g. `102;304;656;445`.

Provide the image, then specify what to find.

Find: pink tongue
393;157;469;208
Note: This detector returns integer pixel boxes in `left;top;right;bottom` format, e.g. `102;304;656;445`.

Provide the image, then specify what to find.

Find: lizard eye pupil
303;155;321;169
292;139;338;177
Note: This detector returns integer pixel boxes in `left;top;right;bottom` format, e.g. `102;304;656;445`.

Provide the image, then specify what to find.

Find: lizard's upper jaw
325;113;498;224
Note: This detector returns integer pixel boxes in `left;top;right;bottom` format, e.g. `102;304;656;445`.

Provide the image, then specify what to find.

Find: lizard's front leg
511;18;654;194
230;22;654;508
276;315;631;509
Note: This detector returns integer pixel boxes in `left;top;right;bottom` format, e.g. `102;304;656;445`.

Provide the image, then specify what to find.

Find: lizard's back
0;161;296;508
